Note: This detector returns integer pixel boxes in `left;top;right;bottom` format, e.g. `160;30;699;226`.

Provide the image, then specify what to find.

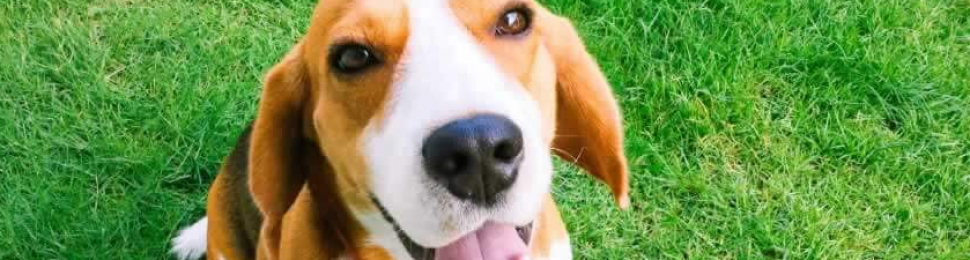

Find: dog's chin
371;198;533;260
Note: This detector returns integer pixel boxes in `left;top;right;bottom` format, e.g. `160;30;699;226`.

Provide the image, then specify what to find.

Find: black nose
422;114;524;205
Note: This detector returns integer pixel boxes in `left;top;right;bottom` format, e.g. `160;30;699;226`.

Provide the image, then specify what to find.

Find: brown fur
203;0;628;259
538;7;630;208
529;195;569;259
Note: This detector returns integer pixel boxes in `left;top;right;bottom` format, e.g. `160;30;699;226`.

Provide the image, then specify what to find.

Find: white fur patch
547;238;573;260
362;0;552;248
534;237;572;260
171;217;208;260
354;209;415;260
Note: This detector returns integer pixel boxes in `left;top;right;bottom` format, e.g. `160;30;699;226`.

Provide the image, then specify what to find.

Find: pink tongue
434;222;528;260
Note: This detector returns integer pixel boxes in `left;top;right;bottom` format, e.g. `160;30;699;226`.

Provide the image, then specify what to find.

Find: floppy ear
539;11;630;209
248;41;326;259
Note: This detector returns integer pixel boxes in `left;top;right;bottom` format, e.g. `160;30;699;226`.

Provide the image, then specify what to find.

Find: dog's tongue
434;222;528;260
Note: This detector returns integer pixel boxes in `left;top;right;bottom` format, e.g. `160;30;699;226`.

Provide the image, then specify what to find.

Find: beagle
171;0;628;259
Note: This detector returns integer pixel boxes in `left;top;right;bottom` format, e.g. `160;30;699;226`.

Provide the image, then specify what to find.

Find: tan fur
530;194;569;258
207;167;247;260
302;0;410;215
537;7;630;208
203;0;627;259
449;1;542;84
248;43;316;260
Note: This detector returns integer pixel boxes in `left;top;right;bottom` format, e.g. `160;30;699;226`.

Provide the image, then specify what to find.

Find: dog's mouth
372;197;533;260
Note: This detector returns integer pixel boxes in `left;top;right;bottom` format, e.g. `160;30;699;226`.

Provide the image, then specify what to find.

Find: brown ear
539;11;630;209
248;41;326;259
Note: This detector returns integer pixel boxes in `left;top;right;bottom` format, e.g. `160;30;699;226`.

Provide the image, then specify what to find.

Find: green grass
2;0;969;259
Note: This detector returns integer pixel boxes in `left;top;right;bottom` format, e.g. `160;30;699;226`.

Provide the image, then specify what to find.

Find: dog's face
246;0;628;258
304;0;557;249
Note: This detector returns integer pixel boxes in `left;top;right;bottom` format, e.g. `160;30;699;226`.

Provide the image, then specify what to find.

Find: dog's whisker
549;147;586;165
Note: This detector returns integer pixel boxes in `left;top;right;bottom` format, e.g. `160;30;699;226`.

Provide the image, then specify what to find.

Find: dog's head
246;0;628;258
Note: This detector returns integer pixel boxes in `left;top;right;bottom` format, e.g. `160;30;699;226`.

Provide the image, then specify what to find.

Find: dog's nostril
442;153;470;173
493;140;520;162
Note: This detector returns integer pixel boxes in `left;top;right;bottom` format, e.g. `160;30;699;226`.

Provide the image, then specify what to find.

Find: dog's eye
495;7;532;37
329;44;380;74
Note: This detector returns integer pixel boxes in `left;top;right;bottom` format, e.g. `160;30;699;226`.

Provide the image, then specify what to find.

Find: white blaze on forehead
361;0;552;249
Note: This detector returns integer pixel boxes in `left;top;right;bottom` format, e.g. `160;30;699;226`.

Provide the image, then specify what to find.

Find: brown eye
329;44;380;74
495;7;532;36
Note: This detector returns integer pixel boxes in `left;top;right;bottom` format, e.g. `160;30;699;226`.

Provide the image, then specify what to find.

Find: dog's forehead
305;0;528;42
301;0;543;126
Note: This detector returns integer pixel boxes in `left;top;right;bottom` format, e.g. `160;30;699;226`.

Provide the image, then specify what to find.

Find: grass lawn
2;0;969;259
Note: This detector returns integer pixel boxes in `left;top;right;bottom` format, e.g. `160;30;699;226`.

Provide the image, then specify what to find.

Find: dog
170;0;628;259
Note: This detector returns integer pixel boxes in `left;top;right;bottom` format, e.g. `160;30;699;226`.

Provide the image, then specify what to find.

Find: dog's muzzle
370;196;533;260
